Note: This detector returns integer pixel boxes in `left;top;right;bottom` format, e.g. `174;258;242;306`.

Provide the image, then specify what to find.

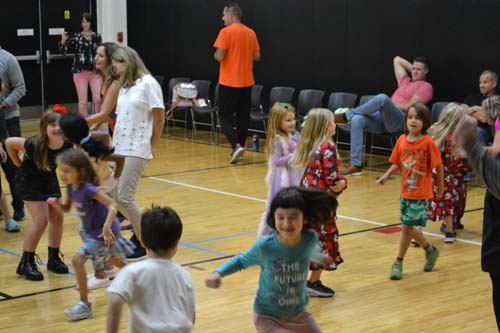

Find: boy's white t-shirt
113;74;165;160
108;258;195;333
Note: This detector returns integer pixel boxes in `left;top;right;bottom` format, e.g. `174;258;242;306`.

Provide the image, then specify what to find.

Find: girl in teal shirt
205;187;337;333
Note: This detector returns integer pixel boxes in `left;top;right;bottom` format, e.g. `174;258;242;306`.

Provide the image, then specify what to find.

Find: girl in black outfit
6;106;73;281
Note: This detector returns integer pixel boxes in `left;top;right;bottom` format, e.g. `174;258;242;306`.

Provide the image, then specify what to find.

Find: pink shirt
495;118;500;132
391;75;433;105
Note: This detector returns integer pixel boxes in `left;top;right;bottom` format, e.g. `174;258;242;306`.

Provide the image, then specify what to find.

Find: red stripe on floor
188;265;206;271
374;226;402;234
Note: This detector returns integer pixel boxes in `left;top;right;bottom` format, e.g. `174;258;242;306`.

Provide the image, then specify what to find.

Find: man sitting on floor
335;56;433;175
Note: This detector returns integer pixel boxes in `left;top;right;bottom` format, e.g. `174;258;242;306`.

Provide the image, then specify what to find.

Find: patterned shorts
400;198;429;226
77;237;135;271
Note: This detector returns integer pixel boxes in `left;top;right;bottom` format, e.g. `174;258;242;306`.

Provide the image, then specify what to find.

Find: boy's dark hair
404;103;431;134
266;187;338;230
60;113;114;160
141;206;183;253
413;56;429;69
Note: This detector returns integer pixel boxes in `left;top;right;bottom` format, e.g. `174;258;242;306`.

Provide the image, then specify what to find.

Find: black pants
490;272;500;331
1;117;23;212
217;85;252;149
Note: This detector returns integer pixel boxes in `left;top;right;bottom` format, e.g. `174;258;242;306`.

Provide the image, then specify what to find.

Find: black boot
16;251;44;281
47;247;69;274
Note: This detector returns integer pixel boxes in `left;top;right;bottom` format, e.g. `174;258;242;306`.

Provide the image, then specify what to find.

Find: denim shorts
400;198;429;226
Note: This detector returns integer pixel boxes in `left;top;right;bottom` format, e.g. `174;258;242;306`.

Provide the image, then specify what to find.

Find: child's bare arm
93;191;117;246
205;272;222;288
376;164;400;186
5;137;25;167
47;195;72;213
94;191;117;245
435;164;444;198
107;293;125;333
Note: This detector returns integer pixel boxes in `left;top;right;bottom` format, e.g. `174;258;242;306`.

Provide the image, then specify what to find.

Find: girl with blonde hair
427;103;471;242
257;103;303;237
290;108;347;297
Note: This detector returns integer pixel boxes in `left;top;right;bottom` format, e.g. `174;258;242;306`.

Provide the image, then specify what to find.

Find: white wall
96;0;127;45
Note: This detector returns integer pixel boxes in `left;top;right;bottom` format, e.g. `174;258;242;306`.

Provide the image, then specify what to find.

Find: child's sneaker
307;280;335;297
5;218;20;232
390;260;403;280
64;301;92;321
424;245;440;272
334;107;350;114
87;276;111;290
444;232;456;243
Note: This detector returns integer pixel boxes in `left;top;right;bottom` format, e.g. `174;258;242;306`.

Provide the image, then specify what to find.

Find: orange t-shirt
213;23;260;88
389;134;442;200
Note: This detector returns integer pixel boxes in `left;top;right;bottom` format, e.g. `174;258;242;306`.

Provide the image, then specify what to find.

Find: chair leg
215;111;222;145
184;108;189;139
190;108;197;141
209;112;216;144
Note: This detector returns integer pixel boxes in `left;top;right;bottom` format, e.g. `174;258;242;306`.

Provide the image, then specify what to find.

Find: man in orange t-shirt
214;3;261;163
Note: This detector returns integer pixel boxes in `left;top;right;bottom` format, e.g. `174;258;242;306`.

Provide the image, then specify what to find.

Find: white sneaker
229;146;245;164
87;276;111;290
64;301;92;321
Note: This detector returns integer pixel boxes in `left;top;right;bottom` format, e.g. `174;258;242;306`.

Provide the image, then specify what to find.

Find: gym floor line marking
146;175;483;246
144;160;267;179
0;291;13;299
0;285;76;302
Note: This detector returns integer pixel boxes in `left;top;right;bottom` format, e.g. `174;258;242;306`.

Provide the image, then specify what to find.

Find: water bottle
252;134;259;152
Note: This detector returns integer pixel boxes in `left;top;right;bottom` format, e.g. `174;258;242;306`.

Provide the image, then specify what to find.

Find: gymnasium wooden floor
0;123;494;332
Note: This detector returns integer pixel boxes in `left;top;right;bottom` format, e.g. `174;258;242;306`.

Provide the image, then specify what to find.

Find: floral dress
301;141;346;271
428;133;471;226
59;32;102;73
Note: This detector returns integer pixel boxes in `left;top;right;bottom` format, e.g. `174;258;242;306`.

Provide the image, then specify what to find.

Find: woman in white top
111;46;165;259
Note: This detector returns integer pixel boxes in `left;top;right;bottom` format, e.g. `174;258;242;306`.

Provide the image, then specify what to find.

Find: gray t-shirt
0;47;26;119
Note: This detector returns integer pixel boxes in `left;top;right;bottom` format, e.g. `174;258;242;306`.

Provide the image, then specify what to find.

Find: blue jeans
346;94;404;166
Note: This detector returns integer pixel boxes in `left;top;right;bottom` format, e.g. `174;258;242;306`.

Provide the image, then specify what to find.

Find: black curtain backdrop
127;0;500;107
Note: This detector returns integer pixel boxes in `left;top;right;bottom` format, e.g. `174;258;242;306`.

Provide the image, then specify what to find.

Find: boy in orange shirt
377;103;444;280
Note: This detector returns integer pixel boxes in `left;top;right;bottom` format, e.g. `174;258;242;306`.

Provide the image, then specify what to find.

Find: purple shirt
68;182;120;240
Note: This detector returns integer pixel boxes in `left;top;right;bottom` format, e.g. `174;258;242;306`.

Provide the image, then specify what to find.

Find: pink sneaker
87;276;111;290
